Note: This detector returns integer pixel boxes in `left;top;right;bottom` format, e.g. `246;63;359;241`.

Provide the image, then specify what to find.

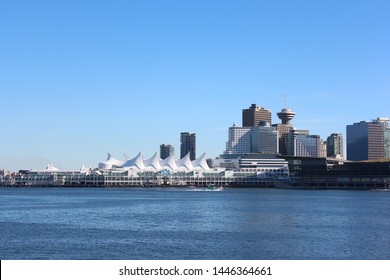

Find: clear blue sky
1;0;389;171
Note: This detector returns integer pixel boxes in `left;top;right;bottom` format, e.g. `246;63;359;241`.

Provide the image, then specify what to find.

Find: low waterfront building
283;156;390;189
212;153;289;177
1;152;290;188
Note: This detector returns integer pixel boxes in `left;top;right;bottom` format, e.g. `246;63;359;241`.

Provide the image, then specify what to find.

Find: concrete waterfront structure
3;152;390;189
347;118;390;161
242;104;272;127
1;153;290;188
180;132;196;161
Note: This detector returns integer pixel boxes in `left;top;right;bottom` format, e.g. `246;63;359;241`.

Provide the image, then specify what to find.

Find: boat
207;184;224;191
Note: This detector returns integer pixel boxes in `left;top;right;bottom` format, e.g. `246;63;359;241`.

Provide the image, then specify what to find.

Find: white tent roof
122;153;145;170
46;163;59;171
98;153;127;169
191;153;210;170
176;153;193;171
160;153;178;170
99;152;210;172
144;153;162;171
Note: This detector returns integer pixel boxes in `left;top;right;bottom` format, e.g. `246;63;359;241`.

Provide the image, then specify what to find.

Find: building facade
224;124;252;155
242;104;272;127
160;144;175;160
289;130;324;157
385;124;390;158
180;132;196;160
251;122;279;154
327;133;344;159
347;118;389;161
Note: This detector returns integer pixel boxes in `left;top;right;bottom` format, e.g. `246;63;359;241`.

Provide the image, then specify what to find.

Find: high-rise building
295;134;323;157
327;133;344;159
160;144;174;160
347;118;389;161
288;129;323;157
224;123;252;155
251;122;279;154
180;132;196;160
242;104;272;127
385;123;390;158
320;140;327;158
274;105;296;156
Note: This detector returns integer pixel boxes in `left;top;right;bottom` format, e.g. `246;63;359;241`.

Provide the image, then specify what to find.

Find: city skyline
1;0;389;171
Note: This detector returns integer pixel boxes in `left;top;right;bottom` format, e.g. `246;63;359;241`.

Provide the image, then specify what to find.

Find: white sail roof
175;153;194;171
144;153;162;171
160;154;178;170
98;153;127;169
122;153;145;170
191;153;210;170
46;163;59;171
99;152;210;172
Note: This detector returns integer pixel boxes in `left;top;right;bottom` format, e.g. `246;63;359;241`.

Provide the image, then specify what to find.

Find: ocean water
0;187;389;260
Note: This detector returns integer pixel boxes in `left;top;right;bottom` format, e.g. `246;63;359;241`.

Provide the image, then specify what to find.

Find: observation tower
277;96;296;125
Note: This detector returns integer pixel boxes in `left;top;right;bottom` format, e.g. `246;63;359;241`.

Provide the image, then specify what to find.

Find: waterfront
0;187;389;260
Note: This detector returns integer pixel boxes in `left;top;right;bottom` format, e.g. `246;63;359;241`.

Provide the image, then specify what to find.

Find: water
0;187;389;260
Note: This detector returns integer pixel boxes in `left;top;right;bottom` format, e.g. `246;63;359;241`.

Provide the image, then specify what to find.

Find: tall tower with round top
277;96;296;125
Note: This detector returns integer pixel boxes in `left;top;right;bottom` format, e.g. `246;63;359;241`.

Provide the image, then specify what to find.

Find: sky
0;0;389;171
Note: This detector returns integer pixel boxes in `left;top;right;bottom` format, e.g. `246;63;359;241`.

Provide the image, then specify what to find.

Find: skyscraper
224;123;252;155
180;132;196;160
160;144;174;160
242;104;272;127
326;133;344;159
347;118;389;161
251;122;279;154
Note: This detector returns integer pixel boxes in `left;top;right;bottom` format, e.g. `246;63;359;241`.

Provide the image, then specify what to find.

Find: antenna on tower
284;95;288;109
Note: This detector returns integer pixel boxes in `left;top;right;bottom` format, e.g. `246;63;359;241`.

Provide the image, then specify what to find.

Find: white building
224;123;252;155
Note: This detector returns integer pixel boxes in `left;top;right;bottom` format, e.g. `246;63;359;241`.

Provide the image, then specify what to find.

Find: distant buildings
180;132;196;161
160;144;174;160
224;121;278;155
225;103;330;158
242;104;272;127
327;133;344;159
347;118;390;161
